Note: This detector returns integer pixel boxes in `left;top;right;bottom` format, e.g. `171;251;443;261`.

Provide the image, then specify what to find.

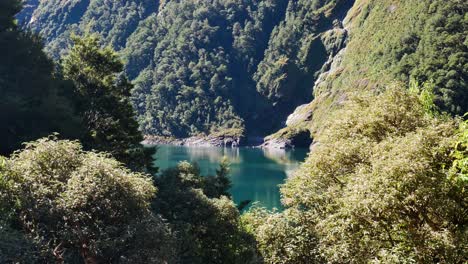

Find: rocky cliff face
262;4;353;149
15;0;39;24
264;0;468;149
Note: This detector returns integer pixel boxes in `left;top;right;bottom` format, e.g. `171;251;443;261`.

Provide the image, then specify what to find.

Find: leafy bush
153;161;257;264
1;137;174;263
246;87;467;263
242;207;322;264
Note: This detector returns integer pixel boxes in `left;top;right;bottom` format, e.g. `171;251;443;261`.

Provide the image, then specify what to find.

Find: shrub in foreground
245;87;467;263
0;137;174;263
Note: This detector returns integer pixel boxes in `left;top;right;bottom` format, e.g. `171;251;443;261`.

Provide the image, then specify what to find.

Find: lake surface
153;145;308;210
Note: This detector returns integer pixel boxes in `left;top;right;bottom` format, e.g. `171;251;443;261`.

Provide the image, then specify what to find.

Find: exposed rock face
15;0;40;24
142;136;183;146
183;136;241;148
285;104;313;127
262;15;351;149
261;129;312;149
260;138;294;150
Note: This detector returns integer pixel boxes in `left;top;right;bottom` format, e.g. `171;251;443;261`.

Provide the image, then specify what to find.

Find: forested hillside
21;0;467;141
25;0;158;58
19;0;362;139
265;0;468;146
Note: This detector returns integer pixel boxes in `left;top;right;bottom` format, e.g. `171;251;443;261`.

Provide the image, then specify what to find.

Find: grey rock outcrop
143;135;241;148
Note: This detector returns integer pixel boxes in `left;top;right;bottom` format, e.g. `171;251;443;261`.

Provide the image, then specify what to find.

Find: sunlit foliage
246;87;467;263
153;161;257;264
0;138;174;263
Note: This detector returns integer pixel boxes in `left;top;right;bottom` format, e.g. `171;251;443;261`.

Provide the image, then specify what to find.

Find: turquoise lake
153;145;308;210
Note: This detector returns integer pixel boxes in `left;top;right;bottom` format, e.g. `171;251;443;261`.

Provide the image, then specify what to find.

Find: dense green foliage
4;3;260;263
129;0;288;137
27;0;157;59
245;87;467;263
1;1;153;175
403;1;467;114
242;206;322;264
21;0;356;137
254;0;352;112
0;0;82;155
450;118;468;189
62;34;155;172
137;0;467;261
6;0;468;263
153;161;257;264
19;0;468;139
204;157;233;198
0;139;257;263
309;0;468;124
0;138;175;263
0;155;41;263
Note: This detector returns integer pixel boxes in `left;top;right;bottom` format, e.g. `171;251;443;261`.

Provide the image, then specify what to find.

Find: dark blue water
153;145;308;210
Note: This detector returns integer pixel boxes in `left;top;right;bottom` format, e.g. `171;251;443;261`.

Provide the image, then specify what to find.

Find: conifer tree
62;34;156;172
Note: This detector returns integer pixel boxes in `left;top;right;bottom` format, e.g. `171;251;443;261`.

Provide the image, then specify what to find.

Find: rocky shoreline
142;135;242;148
143;133;313;150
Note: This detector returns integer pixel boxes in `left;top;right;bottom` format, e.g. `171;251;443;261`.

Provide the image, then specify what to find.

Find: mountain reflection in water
153;145;308;210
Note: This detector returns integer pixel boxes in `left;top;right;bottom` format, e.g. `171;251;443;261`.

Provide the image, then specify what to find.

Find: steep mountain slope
15;0;38;23
128;0;288;137
19;0;357;139
19;0;466;142
265;0;468;147
254;0;354;117
24;0;158;58
242;1;467;262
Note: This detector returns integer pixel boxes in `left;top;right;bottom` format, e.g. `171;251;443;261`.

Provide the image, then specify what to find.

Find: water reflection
154;145;308;210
